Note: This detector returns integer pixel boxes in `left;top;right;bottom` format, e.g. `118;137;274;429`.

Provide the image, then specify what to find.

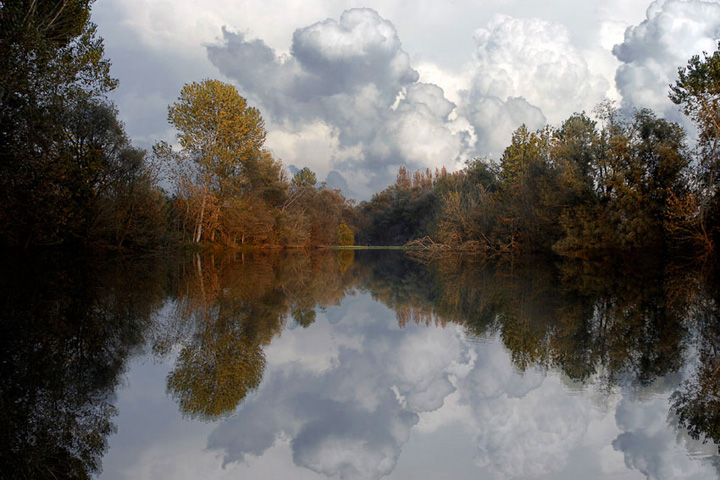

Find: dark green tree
0;0;118;246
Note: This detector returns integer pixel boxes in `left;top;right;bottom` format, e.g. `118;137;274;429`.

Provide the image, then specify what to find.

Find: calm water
2;250;719;479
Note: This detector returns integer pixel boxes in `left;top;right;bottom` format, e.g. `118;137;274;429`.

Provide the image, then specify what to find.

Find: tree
0;0;118;246
669;44;720;256
495;125;558;251
670;44;720;178
338;221;355;246
282;167;317;211
158;79;267;243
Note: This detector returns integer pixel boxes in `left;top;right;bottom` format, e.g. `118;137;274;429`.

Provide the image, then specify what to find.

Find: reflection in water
1;250;720;478
0;253;167;480
156;251;357;419
671;280;720;450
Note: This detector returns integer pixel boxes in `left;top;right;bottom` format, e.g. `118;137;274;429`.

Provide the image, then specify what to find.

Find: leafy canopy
167;79;266;185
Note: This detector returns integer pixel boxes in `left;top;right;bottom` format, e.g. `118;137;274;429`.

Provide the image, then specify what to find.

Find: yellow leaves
167;79;266;173
162;79;270;243
337;221;355;246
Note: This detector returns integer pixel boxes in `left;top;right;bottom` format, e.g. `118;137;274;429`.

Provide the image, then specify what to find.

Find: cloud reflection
205;287;720;480
207;298;472;479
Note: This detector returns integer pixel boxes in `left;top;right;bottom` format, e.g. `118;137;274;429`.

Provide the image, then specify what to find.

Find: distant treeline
358;91;720;261
3;2;720;262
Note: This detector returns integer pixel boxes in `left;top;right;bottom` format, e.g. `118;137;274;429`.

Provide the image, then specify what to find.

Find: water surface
1;250;719;479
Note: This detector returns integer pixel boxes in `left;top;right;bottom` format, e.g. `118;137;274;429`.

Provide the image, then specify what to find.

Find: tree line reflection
362;252;720;448
1;250;719;478
154;251;357;420
0;252;168;479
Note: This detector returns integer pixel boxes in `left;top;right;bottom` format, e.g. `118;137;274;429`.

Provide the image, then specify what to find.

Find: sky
92;0;720;200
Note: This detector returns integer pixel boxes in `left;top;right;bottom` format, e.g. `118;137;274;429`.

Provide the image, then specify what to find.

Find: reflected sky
99;283;720;480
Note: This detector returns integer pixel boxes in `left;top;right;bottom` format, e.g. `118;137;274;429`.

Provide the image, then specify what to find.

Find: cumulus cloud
455;341;593;478
208;9;617;196
459;14;609;156
208;8;472;198
613;0;720;122
461;95;546;158
201;291;720;480
109;6;628;197
470;14;609;120
96;0;720;200
291;9;419;98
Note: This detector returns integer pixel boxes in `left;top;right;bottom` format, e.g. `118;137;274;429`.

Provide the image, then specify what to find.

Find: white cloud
461;95;546;158
471;14;610;121
264;312;362;375
207;9;473;197
455;341;593;478
613;0;720;122
93;0;720;198
206;297;473;479
457;14;610;159
265;122;348;183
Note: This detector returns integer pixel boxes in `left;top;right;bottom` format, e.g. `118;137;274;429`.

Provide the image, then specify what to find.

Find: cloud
98;1;719;200
459;14;610;157
291;9;419;98
461;95;546;158
470;15;609;117
456;342;593;478
207;8;472;198
613;0;720;122
289;402;418;480
209;9;616;196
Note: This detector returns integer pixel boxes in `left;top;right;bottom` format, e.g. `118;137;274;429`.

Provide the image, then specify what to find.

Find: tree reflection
157;250;356;420
366;253;690;387
0;252;168;480
671;270;720;450
154;249;720;450
4;247;719;477
360;251;720;451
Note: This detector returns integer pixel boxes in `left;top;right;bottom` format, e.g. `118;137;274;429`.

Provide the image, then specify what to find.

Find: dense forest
3;1;720;263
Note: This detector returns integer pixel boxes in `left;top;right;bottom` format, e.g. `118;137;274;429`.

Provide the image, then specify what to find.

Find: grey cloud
207;9;471;197
324;171;354;197
291;9;419;100
456;342;591;478
613;0;720;123
403;83;455;119
206;29;306;121
290;401;418;480
207;353;417;479
461;95;546;157
207;29;281;95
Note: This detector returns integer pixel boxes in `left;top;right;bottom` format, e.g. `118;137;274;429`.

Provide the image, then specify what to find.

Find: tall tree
157;79;269;243
669;44;720;256
0;0;118;246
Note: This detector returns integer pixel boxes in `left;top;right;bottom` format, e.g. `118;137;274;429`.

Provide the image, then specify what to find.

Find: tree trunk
195;194;206;243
